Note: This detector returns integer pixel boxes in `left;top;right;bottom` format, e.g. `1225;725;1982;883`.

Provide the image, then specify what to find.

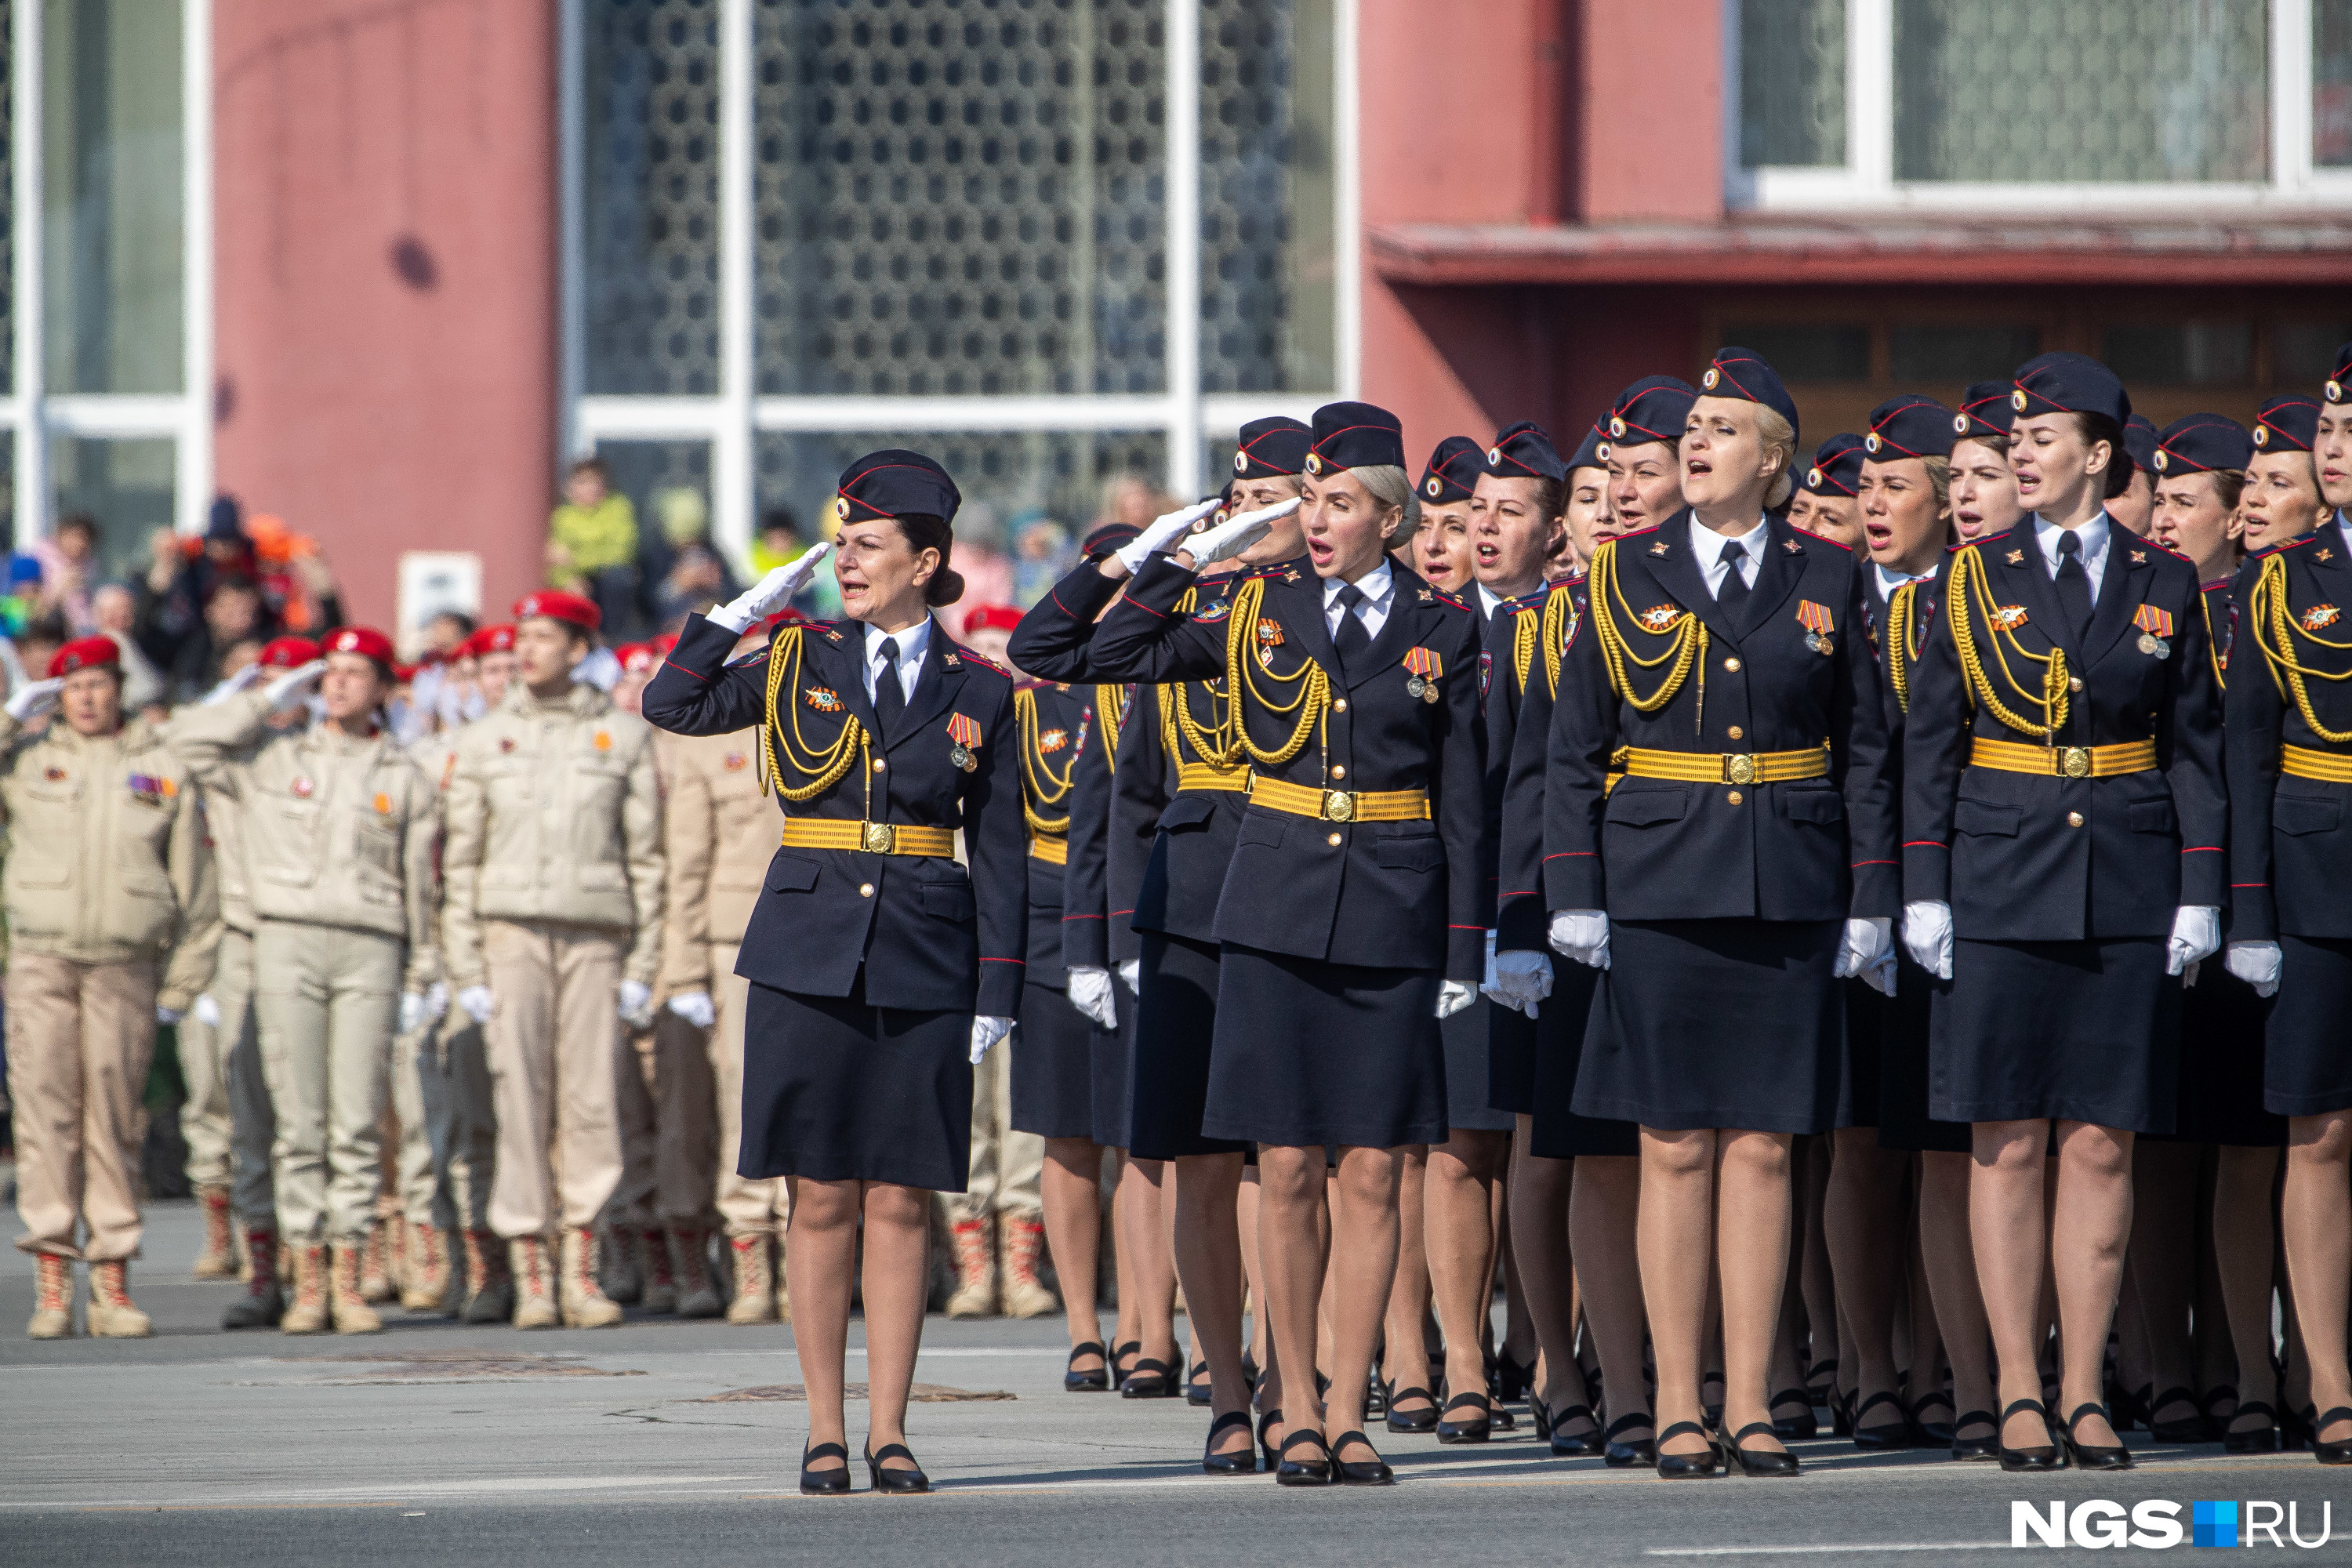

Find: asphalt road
5;1203;2347;1566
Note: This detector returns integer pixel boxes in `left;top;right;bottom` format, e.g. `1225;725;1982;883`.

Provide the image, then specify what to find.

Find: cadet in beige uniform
168;627;440;1334
443;592;664;1328
7;637;220;1338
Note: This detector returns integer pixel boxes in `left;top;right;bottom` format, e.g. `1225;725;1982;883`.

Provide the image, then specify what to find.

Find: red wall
212;0;557;633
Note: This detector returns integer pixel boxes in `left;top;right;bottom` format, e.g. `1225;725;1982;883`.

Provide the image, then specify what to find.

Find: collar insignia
804;686;844;713
2319;549;2338;563
2005;549;2026;565
1417;587;1433;602
1783;537;1804;554
1650;539;1671;557
2130;550;2148;564
822;626;844;643
1283;569;1301;584
2303;604;2341;632
1636;604;1682;633
1991;604;2030;630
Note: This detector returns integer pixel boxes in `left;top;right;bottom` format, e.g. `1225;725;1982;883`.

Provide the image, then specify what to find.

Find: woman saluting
643;452;1026;1495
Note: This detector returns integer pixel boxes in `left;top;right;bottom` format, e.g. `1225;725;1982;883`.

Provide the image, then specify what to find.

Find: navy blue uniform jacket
1015;681;1091;988
643;612;1028;1018
1493;580;1581;952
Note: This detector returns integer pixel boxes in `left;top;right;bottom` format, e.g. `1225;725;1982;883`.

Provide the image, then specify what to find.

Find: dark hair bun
926;568;966;608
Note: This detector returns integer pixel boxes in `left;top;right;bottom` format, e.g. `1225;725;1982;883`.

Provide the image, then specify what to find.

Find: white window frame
1725;0;2352;211
8;0;214;542
560;0;1360;568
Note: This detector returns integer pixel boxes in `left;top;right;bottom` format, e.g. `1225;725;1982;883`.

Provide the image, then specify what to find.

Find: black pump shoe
1998;1399;2064;1472
1547;1403;1604;1457
864;1442;931;1494
1653;1421;1720;1479
2063;1403;2133;1471
1256;1406;1283;1471
1185;1361;1214;1406
1385;1385;1439;1434
1202;1410;1257;1475
1436;1392;1494;1444
2222;1401;2280;1454
1767;1387;1818;1442
1907;1388;1957;1446
1950;1409;2001;1462
1275;1428;1334;1486
799;1441;851;1496
1850;1390;1914;1450
1109;1340;1141;1389
1330;1429;1395;1486
1064;1341;1110;1393
2309;1406;2352;1465
2146;1385;2207;1444
1724;1422;1801;1477
1121;1357;1179;1399
1602;1411;1657;1468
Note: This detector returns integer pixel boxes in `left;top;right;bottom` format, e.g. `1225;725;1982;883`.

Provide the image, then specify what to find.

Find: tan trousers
389;1011;452;1229
611;1008;720;1229
7;953;159;1261
177;928;276;1225
957;1038;1044;1222
709;949;787;1237
483;920;625;1239
439;1012;498;1232
253;920;403;1243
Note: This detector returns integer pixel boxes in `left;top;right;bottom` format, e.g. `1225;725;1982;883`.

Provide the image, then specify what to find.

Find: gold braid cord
2199;589;2228;691
1094;683;1129;775
1588;541;1706;713
1222;575;1328;768
1510;603;1540;701
1016;688;1076;834
1944;546;2071;738
760;626;868;801
2252;551;2352;743
1539;586;1576;699
1886;582;1926;715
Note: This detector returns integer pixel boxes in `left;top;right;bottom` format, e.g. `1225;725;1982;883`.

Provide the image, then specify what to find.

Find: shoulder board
2201;578;2232;595
724;646;772;669
1613;524;1662;542
2254;534;2314;558
1947;538;1987;557
953;644;1013;678
1800;529;1853;553
1426;587;1471;613
2132;538;2194;565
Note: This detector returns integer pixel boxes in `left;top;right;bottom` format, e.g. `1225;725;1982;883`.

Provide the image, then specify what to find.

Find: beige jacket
163;692;441;989
655;728;771;993
442;681;664;988
0;712;221;1011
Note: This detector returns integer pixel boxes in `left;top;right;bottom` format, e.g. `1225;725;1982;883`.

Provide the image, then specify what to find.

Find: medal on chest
128;772;173;806
2303;603;2341;633
1795;599;1835;656
1255;618;1285;667
1403;646;1443;702
2133;604;2174;660
946;713;982;772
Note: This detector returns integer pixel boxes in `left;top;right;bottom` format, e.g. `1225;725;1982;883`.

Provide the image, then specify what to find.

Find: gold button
1725;657;1742;672
1330;764;1347;780
2067;811;2084;828
1327;832;1343;847
1333;698;1348;712
1726;790;1744;805
1726;725;1744;740
858;882;876;896
2068;677;2084;693
873;759;887;771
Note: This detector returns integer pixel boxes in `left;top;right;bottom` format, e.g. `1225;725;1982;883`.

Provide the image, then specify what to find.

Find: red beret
463;624;517;659
257;637;322;670
322;626;397;666
615;642;656;673
50;637;121;679
513;590;600;632
962;603;1022;637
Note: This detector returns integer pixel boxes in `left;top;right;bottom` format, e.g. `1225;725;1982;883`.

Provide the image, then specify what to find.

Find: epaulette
1946;537;1987;556
953;644;1014;678
1613;523;1663;541
1425;586;1472;613
2201;577;2232;594
1801;529;1853;553
2132;537;2194;566
807;619;848;644
2253;534;2314;558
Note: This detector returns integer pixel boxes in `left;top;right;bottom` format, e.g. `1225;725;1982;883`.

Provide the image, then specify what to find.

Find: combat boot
671;1227;721;1319
510;1236;560;1328
946;1216;998;1318
638;1227;677;1315
194;1185;238;1279
330;1241;386;1334
281;1245;332;1334
27;1254;73;1338
401;1225;452;1313
998;1211;1059;1319
85;1260;152;1338
358;1218;394;1303
601;1218;643;1305
558;1228;624;1328
724;1236;775;1325
462;1230;514;1323
222;1229;285;1329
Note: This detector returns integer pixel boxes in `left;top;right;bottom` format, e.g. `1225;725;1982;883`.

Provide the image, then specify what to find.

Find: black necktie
2054;532;2094;637
873;637;906;735
1333;583;1371;674
1715;540;1751;617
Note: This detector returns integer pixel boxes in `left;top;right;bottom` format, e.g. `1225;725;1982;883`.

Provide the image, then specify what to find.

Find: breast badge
1637;604;1681;633
1039;728;1069;753
804;686;844;713
1991;604;2030;630
2303;604;2341;633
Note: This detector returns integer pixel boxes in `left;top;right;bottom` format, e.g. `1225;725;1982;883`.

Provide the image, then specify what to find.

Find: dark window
1889;324;2040;383
1721;324;1871;383
2100;323;2253;386
2275;323;2352;383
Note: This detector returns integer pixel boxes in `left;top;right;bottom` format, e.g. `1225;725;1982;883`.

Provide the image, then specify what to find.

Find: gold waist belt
781;819;957;857
2280;743;2352;783
1028;836;1069;866
1249;776;1430;824
1617;746;1831;786
1969;737;2158;779
1175;763;1250;793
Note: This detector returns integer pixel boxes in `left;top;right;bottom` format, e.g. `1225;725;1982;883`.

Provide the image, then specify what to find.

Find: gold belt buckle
2058;746;2091;779
1724;753;1756;786
862;822;896;854
1323;789;1356;822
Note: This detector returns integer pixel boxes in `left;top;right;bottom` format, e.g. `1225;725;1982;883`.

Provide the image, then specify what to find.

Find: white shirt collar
1475;581;1506;618
1324;557;1395;609
862;616;932;673
2338;510;2352;555
1686;513;1770;572
2032;511;2110;572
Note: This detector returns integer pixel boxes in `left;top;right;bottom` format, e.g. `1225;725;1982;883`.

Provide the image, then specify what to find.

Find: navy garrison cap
2010;352;2132;426
1955;381;2013;442
1864;396;1958;462
2152;414;2252;477
1700;347;1801;446
1419;436;1485;503
1805;434;1867;497
2252;395;2321;453
2123;414;2161;477
1603;376;1698;452
2327;341;2352;405
1567;416;1610;474
1081;522;1141;561
1232;416;1312;481
835;449;961;525
1486;420;1568;483
1304;401;1406;477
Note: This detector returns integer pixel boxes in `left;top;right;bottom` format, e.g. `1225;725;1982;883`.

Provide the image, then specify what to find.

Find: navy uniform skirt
1127;931;1248;1160
1011;978;1097;1142
2266;935;2352;1116
1875;959;1972;1153
1091;982;1133;1150
1929;937;2177;1134
742;975;972;1192
1842;978;1883;1131
1570;918;1846;1134
1440;996;1513;1133
1487;1006;1540;1116
2158;969;2285;1146
1203;942;1446;1150
1525;960;1636;1158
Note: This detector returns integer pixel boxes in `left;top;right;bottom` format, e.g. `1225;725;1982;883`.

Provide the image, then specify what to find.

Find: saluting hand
200;662;266;706
262;659;328;712
1182;498;1299;568
709;543;834;633
968;1015;1014;1065
1110;498;1223;575
3;677;63;723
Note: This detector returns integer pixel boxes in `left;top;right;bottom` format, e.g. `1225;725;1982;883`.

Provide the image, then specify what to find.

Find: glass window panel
1722;323;1870;382
1740;0;1848;168
753;0;1167;397
51;435;172;588
44;0;182;394
1888;324;2041;383
2318;0;2352;166
1200;0;1335;394
589;438;713;637
2100;322;2254;387
581;0;721;395
2275;322;2352;384
1892;0;2268;183
0;0;14;395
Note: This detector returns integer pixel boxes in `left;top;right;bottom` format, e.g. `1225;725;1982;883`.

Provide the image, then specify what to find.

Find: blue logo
2192;1500;2238;1548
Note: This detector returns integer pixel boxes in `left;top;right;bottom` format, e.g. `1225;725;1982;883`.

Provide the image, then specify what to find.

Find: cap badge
2152;451;2170;472
2330;379;2344;403
1637;604;1682;633
1425;477;1441;499
1864;434;1882;454
1233;450;1249;474
2253;426;2271;447
1608;416;1627;437
2010;389;2030;412
1807;466;1824;488
1701;368;1719;390
2303;604;2341;632
1594;441;1612;463
833;495;851;521
1303;452;1326;477
1992;604;2030;630
336;631;358;652
1486;446;1503;466
1952;413;1969;434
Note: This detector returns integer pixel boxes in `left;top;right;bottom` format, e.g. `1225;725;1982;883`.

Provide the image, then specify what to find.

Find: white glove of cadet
1436;979;1479;1019
707;543;833;633
425;981;451;1022
1833;916;1893;980
4;677;63;723
1487;949;1555;1018
2226;939;2283;997
1548;909;1610;970
1065;967;1119;1029
1864;946;1899;998
617;979;655;1028
968;1014;1014;1065
1117;958;1142;996
1902;900;1954;980
666;989;716;1029
1114;498;1223;572
156;1006;183;1026
262;659;328;712
1186;498;1300;567
398;992;430;1036
192;994;222;1029
200;662;266;706
456;985;495;1025
2166;905;2222;978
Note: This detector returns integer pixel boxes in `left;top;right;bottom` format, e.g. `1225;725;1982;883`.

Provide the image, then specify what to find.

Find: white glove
192;994;222;1029
618;979;655;1028
1065;966;1118;1029
1118;958;1142;995
1436;979;1479;1019
2166;905;2222;978
708;543;833;633
2227;939;2283;997
156;1006;183;1025
1902;900;1954;980
398;993;430;1036
456;985;495;1025
1188;498;1300;566
666;989;716;1029
262;659;328;712
200;662;266;706
4;677;62;723
426;981;450;1022
968;1014;1014;1064
1486;950;1555;1019
1548;909;1610;970
1834;916;1893;980
1864;946;1899;998
1114;498;1222;572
